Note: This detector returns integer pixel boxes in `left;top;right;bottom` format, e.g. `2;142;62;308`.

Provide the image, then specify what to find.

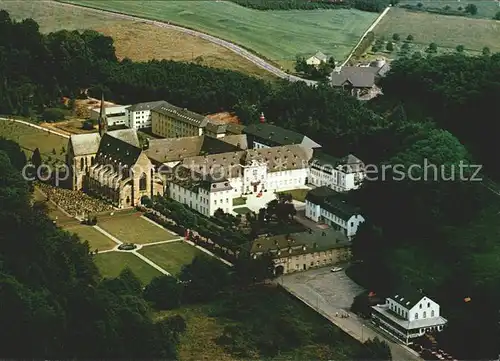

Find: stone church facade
66;96;162;208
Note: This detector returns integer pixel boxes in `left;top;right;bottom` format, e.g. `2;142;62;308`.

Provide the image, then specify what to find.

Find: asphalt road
280;267;422;361
54;0;317;86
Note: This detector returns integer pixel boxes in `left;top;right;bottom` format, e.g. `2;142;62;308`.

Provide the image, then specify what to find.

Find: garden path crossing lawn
64;224;117;251
374;8;500;53
94;252;162;284
64;0;378;69
0;119;68;160
139;241;203;276
98;212;178;244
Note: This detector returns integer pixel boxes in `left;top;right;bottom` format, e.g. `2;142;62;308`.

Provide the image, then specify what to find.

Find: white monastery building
169;144;313;216
309;151;365;192
305;186;364;240
372;292;448;345
89;104;130;127
126;100;169;129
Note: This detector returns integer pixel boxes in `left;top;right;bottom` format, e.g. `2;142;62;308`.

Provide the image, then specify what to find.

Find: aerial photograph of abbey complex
1;0;500;359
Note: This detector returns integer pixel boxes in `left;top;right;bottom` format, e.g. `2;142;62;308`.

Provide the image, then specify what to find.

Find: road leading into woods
53;0;318;85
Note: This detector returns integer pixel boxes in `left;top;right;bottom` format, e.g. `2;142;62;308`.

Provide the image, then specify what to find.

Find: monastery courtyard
34;184;211;284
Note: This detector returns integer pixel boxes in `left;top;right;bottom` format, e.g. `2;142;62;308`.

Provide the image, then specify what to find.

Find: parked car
330;267;343;272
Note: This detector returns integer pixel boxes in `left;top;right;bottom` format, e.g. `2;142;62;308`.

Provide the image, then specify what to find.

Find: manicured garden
139;241;203;276
64;224;117;251
98;212;178;244
94;252;162;284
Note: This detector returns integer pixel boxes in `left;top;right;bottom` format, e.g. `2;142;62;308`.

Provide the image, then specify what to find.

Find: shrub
41;108;65;122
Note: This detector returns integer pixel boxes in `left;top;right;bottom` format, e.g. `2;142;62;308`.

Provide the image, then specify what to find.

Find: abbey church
66;96;365;212
66;95;160;207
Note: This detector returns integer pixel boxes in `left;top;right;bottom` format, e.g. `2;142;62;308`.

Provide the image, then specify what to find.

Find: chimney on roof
259;112;265;123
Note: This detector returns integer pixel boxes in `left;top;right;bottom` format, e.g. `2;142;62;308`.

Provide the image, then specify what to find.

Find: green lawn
98;213;178;244
94;252;162;284
62;0;378;69
139;241;203;276
65;224;117;251
279;188;309;202
232;196;246;206
0;119;67;161
374;7;500;54
233;207;252;214
398;0;500;19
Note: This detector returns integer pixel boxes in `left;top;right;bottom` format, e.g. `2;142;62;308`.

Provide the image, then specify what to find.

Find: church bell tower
98;93;108;137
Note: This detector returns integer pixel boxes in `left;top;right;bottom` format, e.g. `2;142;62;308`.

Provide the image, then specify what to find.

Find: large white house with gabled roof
371;291;448;345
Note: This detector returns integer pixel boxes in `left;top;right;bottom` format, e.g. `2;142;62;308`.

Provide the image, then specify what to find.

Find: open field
0;119;67;161
398;0;500;19
64;224;117;251
374;7;500;54
94;251;162;284
0;0;276;79
139;242;202;276
63;0;378;70
98;213;178;244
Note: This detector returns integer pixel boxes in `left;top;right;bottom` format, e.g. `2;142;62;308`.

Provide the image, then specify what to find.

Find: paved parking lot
281;266;363;311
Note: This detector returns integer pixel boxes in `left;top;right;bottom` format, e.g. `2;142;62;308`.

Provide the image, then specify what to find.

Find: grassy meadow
374;7;500;54
0;118;68;161
398;0;500;19
61;0;378;69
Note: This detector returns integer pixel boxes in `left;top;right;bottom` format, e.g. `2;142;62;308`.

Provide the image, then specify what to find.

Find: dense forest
0;140;183;358
228;0;396;12
2;9;500;359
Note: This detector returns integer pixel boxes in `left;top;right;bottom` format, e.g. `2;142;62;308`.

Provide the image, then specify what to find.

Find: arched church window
80;158;84;171
139;173;147;191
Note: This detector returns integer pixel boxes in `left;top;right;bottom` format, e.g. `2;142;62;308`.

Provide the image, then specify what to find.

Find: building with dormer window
371;291;448;345
305;186;364;239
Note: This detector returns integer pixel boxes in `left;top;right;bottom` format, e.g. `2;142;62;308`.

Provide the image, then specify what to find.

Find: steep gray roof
96;133;143;167
330;67;375;88
145;135;240;164
244;123;320;148
305;186;360;221
205;121;227;134
152;102;209;127
313;51;327;61
311;151;364;173
70;133;101;156
107;129;140;148
220;134;248;149
391;289;426;310
226;123;245;135
126;100;169;112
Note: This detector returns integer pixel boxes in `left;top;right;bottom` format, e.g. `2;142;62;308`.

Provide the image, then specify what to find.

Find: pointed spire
259;112;265;123
98;93;108;137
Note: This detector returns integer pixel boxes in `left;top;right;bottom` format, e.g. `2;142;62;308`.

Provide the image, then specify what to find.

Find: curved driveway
54;1;318;85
